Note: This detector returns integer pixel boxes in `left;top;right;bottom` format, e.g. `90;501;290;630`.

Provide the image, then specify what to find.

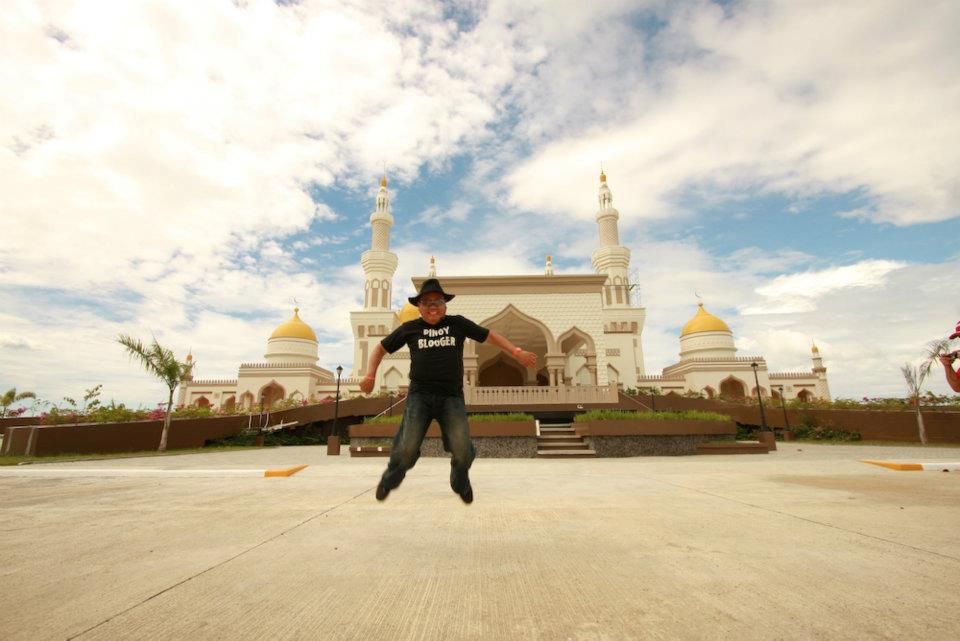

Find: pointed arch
575;364;592;385
797;389;813;403
239;391;255;410
259;380;286;409
703;386;716;399
719;376;746;399
477;304;557;353
383;367;402;390
557;326;596;355
475;304;555;386
222;395;236;412
194;396;210;409
606;363;620;384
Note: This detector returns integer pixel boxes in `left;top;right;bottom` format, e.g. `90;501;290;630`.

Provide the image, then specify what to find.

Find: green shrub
574;409;730;423
468;412;534;422
363;414;403;424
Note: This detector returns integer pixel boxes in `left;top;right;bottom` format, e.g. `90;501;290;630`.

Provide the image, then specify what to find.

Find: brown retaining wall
0;396;409;457
350;420;538;458
624;395;960;443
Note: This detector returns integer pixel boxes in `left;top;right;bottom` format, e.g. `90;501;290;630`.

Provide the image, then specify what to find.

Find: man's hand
359;375;375;394
941;352;959;366
515;350;537;369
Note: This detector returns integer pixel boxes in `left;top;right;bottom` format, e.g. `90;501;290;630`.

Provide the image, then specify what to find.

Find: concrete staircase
536;422;596;458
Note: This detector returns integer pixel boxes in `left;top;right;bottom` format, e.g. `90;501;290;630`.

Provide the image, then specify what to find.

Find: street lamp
327;365;343;455
775;384;790;431
750;362;770;432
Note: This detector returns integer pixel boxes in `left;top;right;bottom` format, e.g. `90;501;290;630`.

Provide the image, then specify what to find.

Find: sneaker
375;479;390;501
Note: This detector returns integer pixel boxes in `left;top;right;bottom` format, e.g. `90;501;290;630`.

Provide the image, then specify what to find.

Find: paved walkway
1;443;959;641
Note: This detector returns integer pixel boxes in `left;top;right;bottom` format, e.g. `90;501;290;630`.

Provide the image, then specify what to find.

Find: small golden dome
680;303;731;337
269;307;318;341
380;175;388;187
812;343;819;354
398;302;420;324
600;170;606;183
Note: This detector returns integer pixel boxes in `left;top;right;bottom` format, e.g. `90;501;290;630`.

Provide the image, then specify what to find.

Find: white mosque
177;173;831;410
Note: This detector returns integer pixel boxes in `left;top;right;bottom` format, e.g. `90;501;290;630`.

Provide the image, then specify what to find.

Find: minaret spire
591;170;631;307
360;175;399;309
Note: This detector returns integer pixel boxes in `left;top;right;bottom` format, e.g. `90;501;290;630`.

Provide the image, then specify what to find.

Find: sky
2;0;959;410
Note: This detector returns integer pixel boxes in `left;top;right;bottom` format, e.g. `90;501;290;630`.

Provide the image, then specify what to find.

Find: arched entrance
239;392;255;410
475;305;554;387
478;356;525;386
195;396;210;409
222;396;236;412
558;327;597;386
720;377;746;398
797;389;812;403
259;382;285;409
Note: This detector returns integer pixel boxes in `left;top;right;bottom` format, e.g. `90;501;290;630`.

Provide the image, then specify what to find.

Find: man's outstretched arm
941;353;960;393
360;343;387;394
485;330;537;369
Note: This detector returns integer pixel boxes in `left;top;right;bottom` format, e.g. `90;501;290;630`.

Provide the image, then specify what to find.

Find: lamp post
775;385;790;431
751;362;775;451
750;362;769;431
327;365;343;455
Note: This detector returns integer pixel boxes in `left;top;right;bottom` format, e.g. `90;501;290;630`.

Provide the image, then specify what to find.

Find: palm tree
901;360;933;445
1;388;36;417
117;335;186;452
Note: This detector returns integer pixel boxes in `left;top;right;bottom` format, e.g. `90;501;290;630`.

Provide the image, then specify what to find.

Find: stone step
696;442;769;455
540;427;575;434
537;441;589;449
537;434;583;441
537;449;597;458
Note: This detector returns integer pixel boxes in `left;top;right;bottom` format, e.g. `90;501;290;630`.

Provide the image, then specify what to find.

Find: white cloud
502;0;960;227
744;260;906;314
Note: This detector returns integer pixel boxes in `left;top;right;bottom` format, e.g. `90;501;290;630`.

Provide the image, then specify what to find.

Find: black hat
409;278;455;305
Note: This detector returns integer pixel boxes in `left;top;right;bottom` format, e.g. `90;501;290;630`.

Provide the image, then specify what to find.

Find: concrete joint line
65;485;373;641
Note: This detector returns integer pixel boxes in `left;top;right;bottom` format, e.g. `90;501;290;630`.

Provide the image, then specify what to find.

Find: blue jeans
380;392;475;493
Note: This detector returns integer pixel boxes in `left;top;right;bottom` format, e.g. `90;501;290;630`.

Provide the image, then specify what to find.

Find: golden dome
380;175;388;187
680;303;731;337
600;170;607;183
269;307;317;341
398;302;420;324
812;343;819;354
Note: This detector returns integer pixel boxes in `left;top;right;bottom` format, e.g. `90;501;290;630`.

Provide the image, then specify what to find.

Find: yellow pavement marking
264;464;308;477
863;460;926;471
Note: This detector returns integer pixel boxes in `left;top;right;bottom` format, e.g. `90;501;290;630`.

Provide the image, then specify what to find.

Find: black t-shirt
380;315;490;396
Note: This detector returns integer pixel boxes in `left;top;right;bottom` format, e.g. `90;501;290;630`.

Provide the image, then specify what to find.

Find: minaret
428;255;436;277
811;343;832;400
590;170;632;307
360;176;399;309
545;255;554;276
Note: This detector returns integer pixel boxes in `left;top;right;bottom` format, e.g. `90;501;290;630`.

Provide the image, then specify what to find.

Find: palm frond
117;334;185;392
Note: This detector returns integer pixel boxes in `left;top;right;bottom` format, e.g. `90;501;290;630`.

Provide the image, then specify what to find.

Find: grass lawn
0;445;263;466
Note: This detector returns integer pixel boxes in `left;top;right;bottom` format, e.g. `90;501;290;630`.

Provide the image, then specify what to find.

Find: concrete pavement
1;443;959;640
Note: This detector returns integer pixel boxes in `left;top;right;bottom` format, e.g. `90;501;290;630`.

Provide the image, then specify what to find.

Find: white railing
464;384;619;405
